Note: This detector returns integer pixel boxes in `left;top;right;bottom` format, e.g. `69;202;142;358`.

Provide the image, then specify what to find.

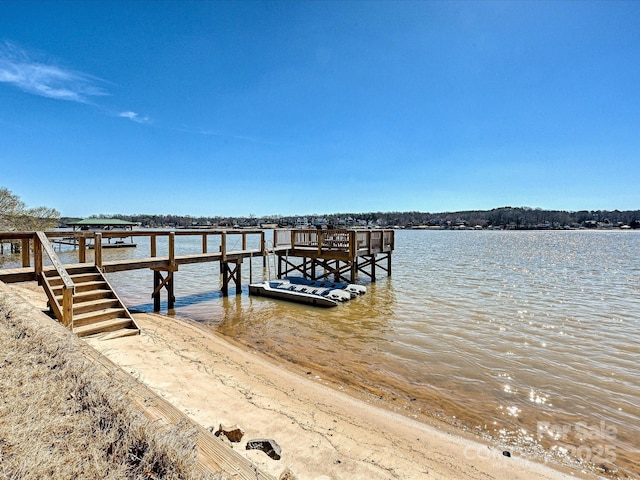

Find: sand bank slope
0;283;221;480
82;309;585;480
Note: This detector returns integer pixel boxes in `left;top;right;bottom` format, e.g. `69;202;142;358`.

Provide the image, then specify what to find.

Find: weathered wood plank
0;267;36;283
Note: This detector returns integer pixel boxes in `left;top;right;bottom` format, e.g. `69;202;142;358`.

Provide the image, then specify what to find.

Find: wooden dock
0;228;394;336
272;228;394;282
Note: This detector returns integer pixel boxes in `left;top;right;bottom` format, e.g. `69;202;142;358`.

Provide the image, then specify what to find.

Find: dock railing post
220;231;228;296
349;230;357;260
33;234;42;280
169;232;175;269
202;233;208;254
62;287;73;328
79;236;86;263
167;232;176;310
21;237;31;268
94;233;103;270
263;230;268;268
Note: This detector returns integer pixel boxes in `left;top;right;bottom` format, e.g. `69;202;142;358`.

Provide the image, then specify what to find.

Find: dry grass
0;286;223;480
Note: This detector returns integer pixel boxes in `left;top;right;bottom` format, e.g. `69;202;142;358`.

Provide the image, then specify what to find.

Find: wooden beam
169;232;176;270
79;236;86;263
220;259;242;296
153;271;162;312
94;233;103;270
152;271;173;297
62;287;73;328
21;238;30;267
349;230;357;260
33;236;42;280
167;272;175;310
262;230;267;267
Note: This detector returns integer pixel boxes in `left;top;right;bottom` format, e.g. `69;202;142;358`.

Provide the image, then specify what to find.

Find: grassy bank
0;284;221;480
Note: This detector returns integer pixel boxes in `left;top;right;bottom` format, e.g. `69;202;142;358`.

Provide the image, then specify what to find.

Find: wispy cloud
0;41;107;103
0;41;150;123
118;111;150;124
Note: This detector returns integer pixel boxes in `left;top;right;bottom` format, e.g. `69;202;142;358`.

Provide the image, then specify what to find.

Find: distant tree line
60;207;640;230
2;186;635;233
372;207;640;229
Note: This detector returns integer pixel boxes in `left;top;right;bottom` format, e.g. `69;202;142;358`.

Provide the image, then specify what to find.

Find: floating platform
249;280;344;307
249;277;367;308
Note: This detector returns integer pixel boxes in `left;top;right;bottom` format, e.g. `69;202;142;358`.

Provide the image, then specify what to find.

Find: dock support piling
152;269;176;312
221;259;242;296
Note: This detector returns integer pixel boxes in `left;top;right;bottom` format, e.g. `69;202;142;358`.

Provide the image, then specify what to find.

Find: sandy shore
11;282;590;480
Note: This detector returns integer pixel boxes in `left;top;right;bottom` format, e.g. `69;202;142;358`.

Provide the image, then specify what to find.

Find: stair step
65;266;97;275
44;265;94;276
66;289;114;303
72;298;121;315
73;307;127;327
53;286;115;303
70;273;104;283
55;288;112;302
52;280;108;295
73;317;136;337
76;280;109;293
46;272;102;286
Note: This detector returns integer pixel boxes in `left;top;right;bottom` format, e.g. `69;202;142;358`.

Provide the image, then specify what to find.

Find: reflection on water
2;230;639;477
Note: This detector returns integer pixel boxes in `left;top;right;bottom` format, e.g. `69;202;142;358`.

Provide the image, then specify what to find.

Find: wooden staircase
42;265;140;338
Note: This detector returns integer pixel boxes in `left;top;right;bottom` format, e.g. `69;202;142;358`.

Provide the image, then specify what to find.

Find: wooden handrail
35;232;74;289
35;231;75;327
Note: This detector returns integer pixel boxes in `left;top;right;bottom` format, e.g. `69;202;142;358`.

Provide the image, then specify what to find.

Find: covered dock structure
63;218;139;248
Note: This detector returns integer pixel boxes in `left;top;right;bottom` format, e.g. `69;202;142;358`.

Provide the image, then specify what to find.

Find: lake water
3;230;639;477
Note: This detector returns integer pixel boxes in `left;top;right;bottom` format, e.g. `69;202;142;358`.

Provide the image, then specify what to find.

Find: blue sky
1;1;638;218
